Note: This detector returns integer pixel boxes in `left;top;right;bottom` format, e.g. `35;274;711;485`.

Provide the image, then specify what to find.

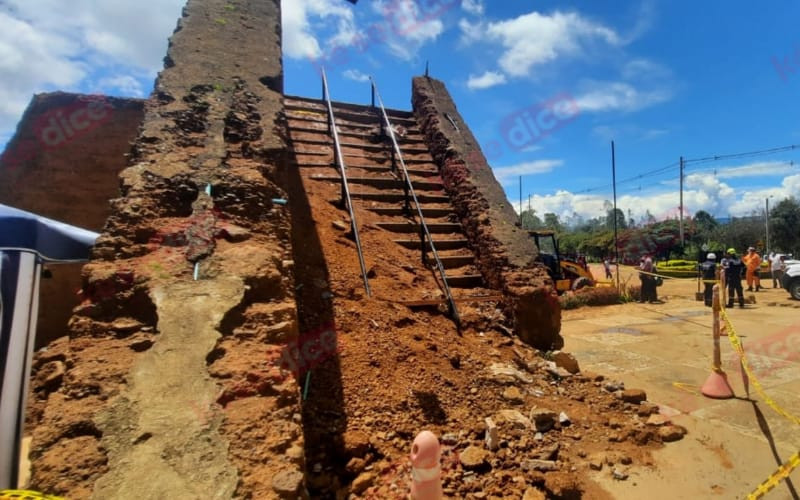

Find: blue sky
3;0;800;223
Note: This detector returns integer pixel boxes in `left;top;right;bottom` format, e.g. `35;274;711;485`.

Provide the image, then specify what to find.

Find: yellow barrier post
701;284;735;399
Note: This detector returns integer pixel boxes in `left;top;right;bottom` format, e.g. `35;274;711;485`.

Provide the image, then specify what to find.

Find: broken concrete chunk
495;409;531;429
485;417;499;451
488;363;533;385
659;425;687;442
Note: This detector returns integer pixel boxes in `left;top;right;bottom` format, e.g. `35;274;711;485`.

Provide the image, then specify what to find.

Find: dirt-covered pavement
563;264;800;499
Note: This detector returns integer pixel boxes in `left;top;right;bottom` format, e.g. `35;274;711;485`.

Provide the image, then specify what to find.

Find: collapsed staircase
284;92;498;320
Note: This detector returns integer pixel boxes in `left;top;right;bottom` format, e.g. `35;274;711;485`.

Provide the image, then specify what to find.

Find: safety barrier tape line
620;265;720;282
720;309;800;427
746;451;800;500
0;490;65;500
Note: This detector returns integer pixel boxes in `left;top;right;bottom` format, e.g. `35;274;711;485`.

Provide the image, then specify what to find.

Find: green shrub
559;286;623;309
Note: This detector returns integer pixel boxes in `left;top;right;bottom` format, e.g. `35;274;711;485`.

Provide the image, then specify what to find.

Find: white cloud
467;71;507;90
0;0;184;145
373;0;445;59
575;81;671;113
461;0;484;16
486;11;622;77
342;69;370;82
622;58;671;82
458;18;485;44
493;159;563;185
98;75;145;97
282;0;356;60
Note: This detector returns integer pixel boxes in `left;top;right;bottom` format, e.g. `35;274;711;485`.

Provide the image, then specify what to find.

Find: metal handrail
321;68;371;297
369;77;460;326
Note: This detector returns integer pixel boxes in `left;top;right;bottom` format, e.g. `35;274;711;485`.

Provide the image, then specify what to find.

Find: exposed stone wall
411;76;562;350
26;0;304;498
0;93;145;348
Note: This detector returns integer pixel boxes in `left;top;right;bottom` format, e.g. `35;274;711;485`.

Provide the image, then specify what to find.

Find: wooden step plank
437;255;475;268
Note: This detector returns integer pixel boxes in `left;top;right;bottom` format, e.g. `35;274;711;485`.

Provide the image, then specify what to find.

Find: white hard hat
708;253;716;260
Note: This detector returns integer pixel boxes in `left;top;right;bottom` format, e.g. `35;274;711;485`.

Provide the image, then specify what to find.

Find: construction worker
743;246;762;291
721;248;745;308
698;253;717;307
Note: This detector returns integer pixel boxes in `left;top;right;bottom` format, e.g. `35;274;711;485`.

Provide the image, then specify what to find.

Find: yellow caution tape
746;451;800;499
720;309;800;426
0;491;65;500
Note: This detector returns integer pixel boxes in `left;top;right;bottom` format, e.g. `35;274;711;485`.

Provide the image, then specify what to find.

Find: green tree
520;209;543;230
543;212;563;232
770;197;800;253
606;208;627;230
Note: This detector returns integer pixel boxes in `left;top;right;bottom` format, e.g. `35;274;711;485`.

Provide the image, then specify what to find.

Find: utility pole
612;141;619;289
528;194;531;212
766;197;771;253
679;156;684;246
519;176;522;227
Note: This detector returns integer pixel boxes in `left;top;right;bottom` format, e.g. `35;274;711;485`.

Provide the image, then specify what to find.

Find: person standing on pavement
743;246;762;291
639;255;658;303
698;253;717;307
721;248;745;308
770;253;786;288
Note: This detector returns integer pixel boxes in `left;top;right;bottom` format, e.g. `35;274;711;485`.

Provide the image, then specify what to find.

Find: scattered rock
496;409;531;429
37;361;65;391
589;456;603;471
604;380;625;392
346;457;366;475
449;354;461;369
551;351;580;374
485;417;499;451
523;488;547;500
285;445;303;465
332;220;348;231
559;411;571;426
344;429;371;458
272;468;304;497
110;317;144;334
128;338;154;352
637;402;660;416
529;408;557;432
460;446;490;470
659;425;687;442
441;433;459;445
366;266;377;278
646;414;670;426
583;371;604;382
621;389;647;404
612;467;629;480
521;459;558;472
488;363;533;385
502;386;524;404
534;443;560;461
351;471;376;494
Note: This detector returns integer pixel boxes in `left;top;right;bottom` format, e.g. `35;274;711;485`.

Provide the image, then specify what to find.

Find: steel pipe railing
369;77;460;326
321;68;371;297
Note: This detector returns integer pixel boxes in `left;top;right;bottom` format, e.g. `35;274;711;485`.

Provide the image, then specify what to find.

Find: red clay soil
283;98;684;499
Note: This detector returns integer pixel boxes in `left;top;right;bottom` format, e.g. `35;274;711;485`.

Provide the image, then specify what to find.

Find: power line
684;144;799;165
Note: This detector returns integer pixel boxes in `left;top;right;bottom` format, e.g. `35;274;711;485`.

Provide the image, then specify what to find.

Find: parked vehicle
781;262;800;300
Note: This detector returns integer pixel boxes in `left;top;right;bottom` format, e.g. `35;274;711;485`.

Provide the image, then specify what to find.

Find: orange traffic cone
701;284;734;399
410;431;443;500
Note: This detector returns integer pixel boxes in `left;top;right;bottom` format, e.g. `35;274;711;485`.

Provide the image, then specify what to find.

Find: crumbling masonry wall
0;93;145;349
26;0;305;498
411;76;562;350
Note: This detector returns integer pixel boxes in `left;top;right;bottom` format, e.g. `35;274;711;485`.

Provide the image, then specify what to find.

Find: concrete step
444;274;484;288
309;175;443;191
376;222;463;234
436;255;475;269
368;206;453;218
350;192;450;203
394;239;469;251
